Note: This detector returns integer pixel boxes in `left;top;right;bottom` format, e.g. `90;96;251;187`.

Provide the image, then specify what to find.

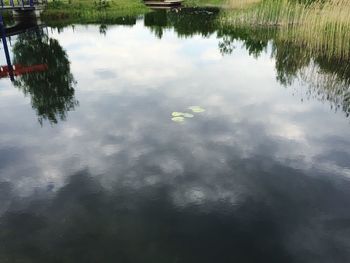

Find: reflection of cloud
200;48;222;61
0;24;349;197
62;126;83;138
54;23;195;91
270;121;305;141
0;23;350;261
101;143;121;156
94;68;117;79
1;161;350;262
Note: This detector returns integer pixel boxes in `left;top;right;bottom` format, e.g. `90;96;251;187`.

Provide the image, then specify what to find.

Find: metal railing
0;0;47;8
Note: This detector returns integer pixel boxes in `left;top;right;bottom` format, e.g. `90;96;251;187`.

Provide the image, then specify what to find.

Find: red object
0;63;48;78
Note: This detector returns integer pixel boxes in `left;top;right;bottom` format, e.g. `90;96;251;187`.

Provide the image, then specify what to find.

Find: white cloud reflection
0;23;349;206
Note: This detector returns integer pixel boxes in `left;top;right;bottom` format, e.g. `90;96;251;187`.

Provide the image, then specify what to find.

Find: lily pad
188;106;205;113
172;112;185;117
172;116;185;122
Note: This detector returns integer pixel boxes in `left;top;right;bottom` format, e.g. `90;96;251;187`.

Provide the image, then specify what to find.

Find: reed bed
221;0;350;59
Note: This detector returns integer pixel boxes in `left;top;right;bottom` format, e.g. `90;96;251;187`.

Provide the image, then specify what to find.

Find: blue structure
0;0;46;81
0;0;46;11
0;4;46;81
0;15;14;81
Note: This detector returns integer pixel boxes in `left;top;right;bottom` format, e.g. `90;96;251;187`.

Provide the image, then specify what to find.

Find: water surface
0;9;350;263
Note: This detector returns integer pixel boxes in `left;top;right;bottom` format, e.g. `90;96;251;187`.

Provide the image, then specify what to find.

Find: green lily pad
172;112;185;117
172;116;185;122
188;106;205;113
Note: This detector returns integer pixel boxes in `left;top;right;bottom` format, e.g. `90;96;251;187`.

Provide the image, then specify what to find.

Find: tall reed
221;0;350;59
226;0;261;9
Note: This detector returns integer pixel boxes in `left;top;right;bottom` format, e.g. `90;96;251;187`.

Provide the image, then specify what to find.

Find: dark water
0;8;350;263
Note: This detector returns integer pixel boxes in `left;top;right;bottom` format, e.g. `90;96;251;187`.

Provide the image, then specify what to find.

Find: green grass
42;0;150;21
184;0;225;7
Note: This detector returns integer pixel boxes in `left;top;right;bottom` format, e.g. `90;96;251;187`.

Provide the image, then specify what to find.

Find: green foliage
94;0;110;11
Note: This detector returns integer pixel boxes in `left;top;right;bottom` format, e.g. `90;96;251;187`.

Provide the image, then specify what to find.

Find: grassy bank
42;0;229;21
221;0;350;58
42;0;149;21
184;0;225;7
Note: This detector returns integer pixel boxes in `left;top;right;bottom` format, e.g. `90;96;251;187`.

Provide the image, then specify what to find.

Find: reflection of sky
0;22;350;262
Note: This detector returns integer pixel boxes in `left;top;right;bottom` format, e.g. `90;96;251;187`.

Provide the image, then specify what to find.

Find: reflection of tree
144;10;167;39
271;41;311;86
144;8;220;39
99;24;108;35
217;27;270;57
112;16;137;26
270;40;350;116
12;30;78;125
296;59;350;117
217;26;350;117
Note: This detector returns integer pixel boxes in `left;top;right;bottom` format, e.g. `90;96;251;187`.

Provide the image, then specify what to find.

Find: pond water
0;8;350;263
